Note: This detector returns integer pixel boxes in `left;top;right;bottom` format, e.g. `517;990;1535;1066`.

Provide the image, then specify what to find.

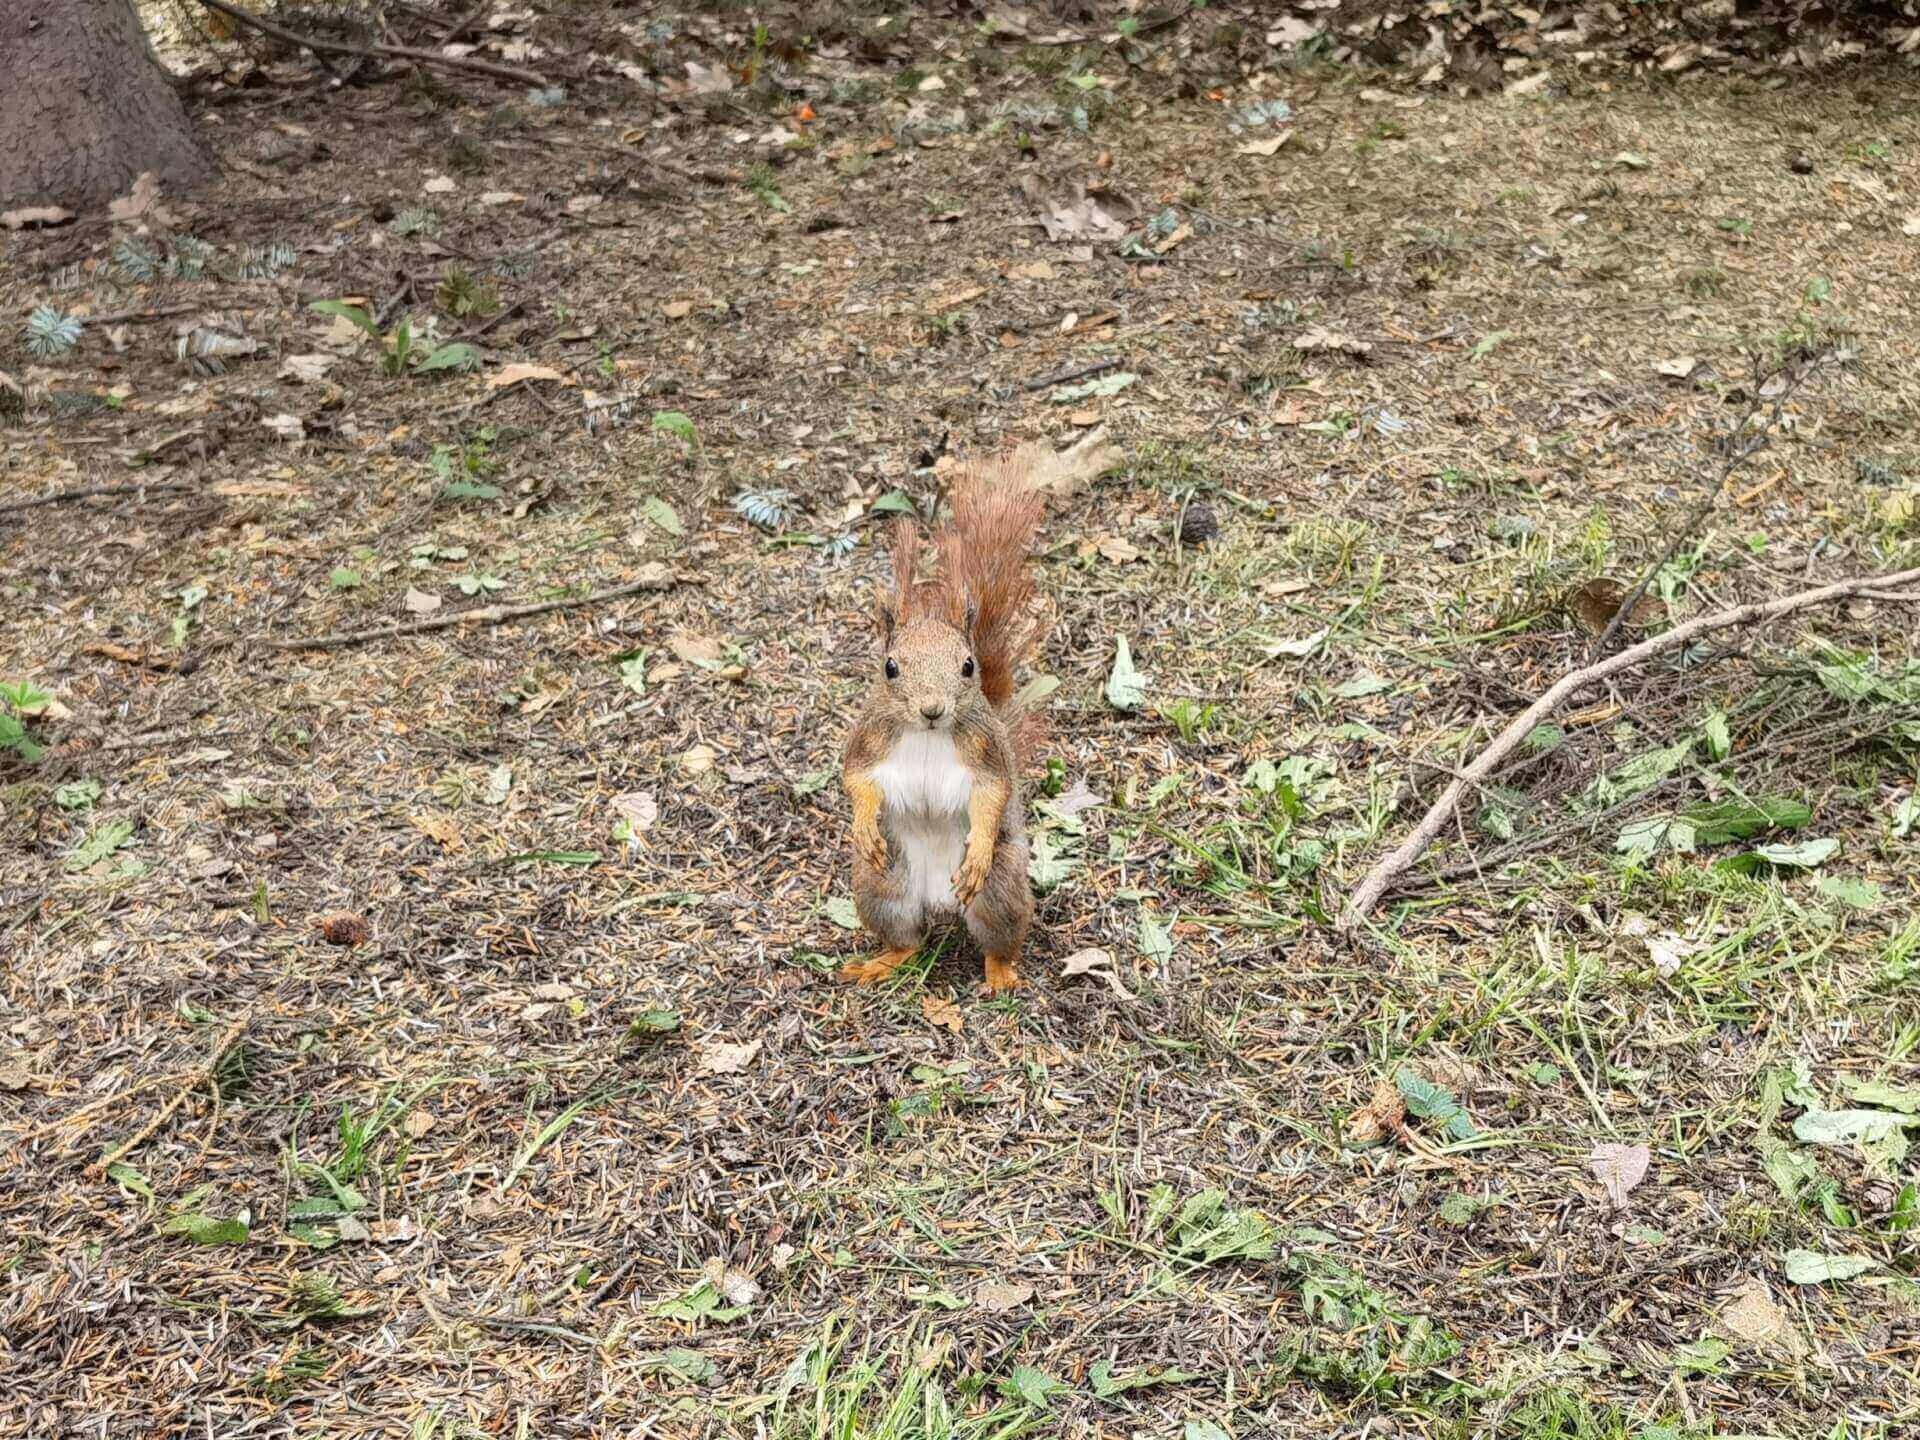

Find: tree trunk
0;1;217;210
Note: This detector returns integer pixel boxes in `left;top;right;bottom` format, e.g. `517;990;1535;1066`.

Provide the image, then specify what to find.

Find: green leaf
65;819;134;872
1585;739;1693;808
823;896;860;930
618;651;649;697
1758;1139;1819;1203
1793;1108;1919;1145
653;1279;745;1324
869;490;916;515
1783;1248;1877;1284
158;1212;249;1245
999;1365;1066;1408
1106;635;1146;711
415;342;480;373
1894;792;1920;839
626;1008;682;1039
1467;329;1513;362
106;1162;154;1199
1052;371;1137;402
1436;1192;1485;1227
1013;673;1060;710
1844;1079;1920;1114
1703;709;1731;760
54;779;102;811
1523;724;1564;753
503;850;602;866
440;478;502;501
641;1347;717;1384
1816;874;1884;911
1088;1359;1200;1398
1027;829;1080;894
1334;672;1391;699
1753;837;1839;869
916;1288;968;1310
329;567;362;589
308;299;381;338
1138;909;1173;968
1184;1422;1231;1440
651;410;698;445
1686;797;1811;844
1671;1336;1731;1375
642;495;685;537
1395;1067;1478;1141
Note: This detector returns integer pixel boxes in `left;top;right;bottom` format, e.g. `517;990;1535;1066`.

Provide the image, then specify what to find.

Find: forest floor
4;7;1920;1439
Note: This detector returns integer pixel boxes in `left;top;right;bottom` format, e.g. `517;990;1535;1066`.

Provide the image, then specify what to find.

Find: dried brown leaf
920;993;965;1034
699;1038;763;1075
1589;1141;1651;1208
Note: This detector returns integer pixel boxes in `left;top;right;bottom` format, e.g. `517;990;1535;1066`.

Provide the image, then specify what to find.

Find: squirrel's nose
919;700;947;722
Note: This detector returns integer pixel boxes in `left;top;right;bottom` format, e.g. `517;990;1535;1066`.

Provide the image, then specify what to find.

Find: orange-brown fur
840;454;1047;993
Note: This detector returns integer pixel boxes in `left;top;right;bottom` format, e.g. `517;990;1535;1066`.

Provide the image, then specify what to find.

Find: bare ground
4;11;1920;1439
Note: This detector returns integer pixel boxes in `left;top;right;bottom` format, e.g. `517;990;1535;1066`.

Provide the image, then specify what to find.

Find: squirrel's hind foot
839;947;916;986
981;953;1022;995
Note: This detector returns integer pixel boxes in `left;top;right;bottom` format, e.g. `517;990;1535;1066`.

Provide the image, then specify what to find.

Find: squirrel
840;453;1048;994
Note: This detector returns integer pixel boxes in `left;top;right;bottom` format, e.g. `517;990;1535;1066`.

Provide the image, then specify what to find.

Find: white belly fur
873;729;973;912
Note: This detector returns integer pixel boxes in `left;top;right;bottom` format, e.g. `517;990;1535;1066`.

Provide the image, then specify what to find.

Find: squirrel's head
876;596;979;733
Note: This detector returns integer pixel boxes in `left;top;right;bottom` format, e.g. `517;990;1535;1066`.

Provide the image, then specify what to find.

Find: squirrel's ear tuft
876;596;897;646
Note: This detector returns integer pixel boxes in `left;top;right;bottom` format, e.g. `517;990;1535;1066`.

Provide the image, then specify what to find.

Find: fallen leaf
279;353;338;383
612;790;659;838
108;172;177;228
1052;778;1104;818
423;174;457;194
929;285;987;312
262;413;306;443
1010;260;1055;281
1236;133;1291;157
2;206;75;230
411;813;464;850
1020;428;1124;499
1904;213;1920;237
699;1039;762;1075
480;191;524;206
1717;1279;1790;1348
1263;577;1311;599
1346;1078;1406;1146
975;1279;1034;1312
1567;577;1664;636
1019;173;1139;242
1783;1248;1877;1284
531;981;576;1003
1645;932;1695;978
679;60;733;95
404;588;442;615
1293;325;1373;356
680;744;718;774
1589;1141;1651;1208
1105;635;1146;712
921;993;965;1033
1059;948;1135;1000
1096;535;1141;564
1653;355;1698;378
1152;222;1193;255
663;300;695;318
670;633;726;666
402;1109;437;1138
487;362;572;390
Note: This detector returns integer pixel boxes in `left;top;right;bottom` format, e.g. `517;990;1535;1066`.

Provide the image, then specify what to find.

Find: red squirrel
839;454;1047;993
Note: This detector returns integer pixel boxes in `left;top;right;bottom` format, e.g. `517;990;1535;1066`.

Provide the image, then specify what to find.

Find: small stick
1339;564;1920;933
85;1015;250;1173
192;0;549;87
0;481;193;517
82;303;199;326
438;0;490;44
1021;358;1120;394
255;572;681;652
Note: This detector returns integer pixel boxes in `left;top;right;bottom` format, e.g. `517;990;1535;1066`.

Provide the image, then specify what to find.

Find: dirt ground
4;8;1920;1439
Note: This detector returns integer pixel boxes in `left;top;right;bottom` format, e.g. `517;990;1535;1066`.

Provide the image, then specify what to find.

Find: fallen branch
192;0;549;88
1339;564;1920;933
0;480;193;517
256;570;681;652
84;1014;250;1172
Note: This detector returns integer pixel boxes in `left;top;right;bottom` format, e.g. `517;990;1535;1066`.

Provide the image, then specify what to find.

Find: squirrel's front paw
952;845;994;906
854;824;890;872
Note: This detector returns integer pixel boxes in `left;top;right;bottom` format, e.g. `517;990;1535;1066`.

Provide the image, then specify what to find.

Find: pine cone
315;912;371;947
1178;502;1219;546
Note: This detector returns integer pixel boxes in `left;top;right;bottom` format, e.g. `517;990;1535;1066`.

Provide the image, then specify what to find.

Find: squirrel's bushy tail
888;450;1049;745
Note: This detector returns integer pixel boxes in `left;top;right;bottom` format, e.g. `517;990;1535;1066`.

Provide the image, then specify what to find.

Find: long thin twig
1593;354;1826;655
192;0;549;87
83;1015;251;1172
0;481;193;518
1339;565;1920;932
255;572;681;652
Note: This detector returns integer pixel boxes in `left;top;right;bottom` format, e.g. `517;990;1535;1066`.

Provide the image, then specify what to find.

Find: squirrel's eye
884;658;899;680
962;657;975;678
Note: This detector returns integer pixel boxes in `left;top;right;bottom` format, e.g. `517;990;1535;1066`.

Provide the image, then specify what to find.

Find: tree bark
0;1;217;210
